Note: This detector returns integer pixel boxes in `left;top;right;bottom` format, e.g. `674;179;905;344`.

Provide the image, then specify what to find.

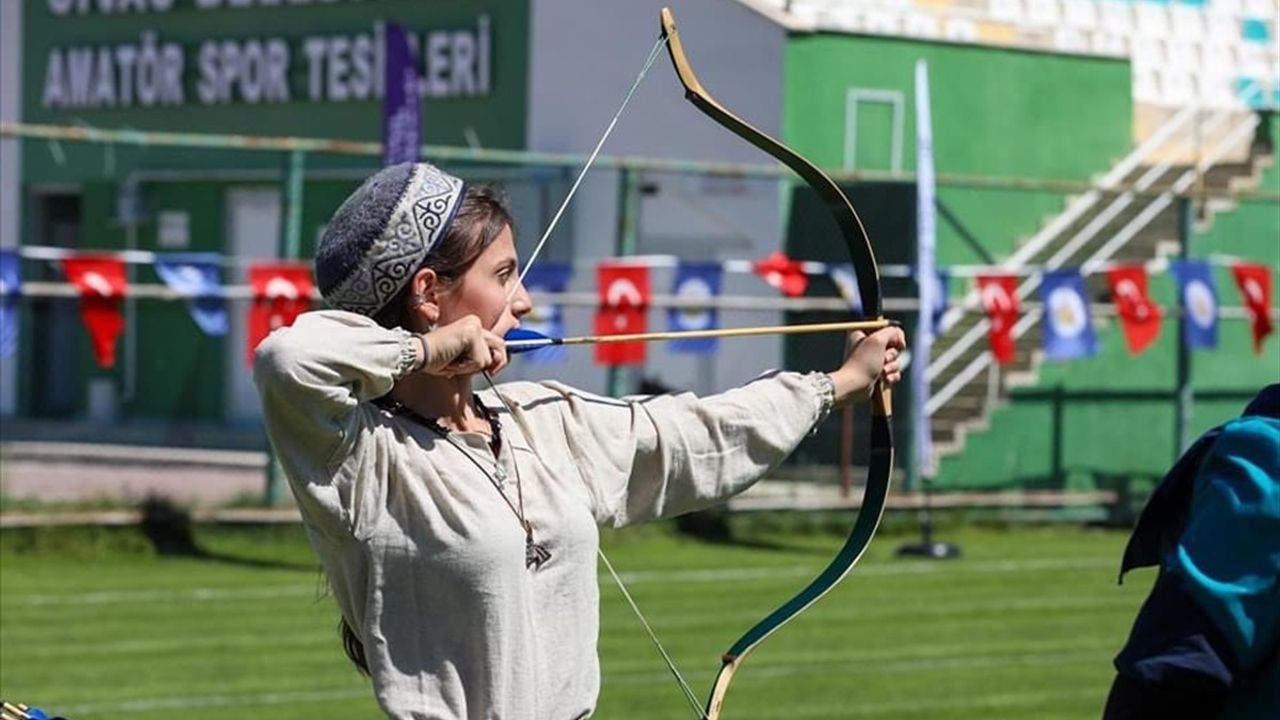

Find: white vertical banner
912;59;937;482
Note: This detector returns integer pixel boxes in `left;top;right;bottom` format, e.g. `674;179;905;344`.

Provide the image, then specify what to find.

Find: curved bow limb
659;8;895;719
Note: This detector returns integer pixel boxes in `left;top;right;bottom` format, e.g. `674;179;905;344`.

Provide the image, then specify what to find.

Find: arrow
505;318;896;354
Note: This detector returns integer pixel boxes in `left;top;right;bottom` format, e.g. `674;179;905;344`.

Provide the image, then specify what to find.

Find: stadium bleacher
745;0;1280;111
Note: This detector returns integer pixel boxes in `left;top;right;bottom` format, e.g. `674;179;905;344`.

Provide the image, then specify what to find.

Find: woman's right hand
418;316;508;377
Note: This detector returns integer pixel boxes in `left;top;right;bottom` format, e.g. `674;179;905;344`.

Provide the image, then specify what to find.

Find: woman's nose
511;281;533;319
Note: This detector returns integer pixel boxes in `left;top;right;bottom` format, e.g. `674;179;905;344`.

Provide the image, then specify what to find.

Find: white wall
0;0;22;416
523;0;790;396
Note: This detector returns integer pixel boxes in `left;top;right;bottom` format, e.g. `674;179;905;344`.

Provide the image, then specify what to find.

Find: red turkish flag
61;256;127;368
1106;265;1163;356
594;263;649;366
247;262;314;366
752;251;809;298
1232;262;1274;354
977;274;1020;365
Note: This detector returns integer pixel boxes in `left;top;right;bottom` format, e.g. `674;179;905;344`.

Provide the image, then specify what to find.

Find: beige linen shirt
254;310;833;720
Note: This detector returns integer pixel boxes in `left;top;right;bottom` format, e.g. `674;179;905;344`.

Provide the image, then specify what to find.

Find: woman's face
435;224;532;336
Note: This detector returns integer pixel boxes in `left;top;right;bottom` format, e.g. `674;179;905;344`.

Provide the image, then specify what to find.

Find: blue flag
1171;260;1219;349
918;267;949;335
520;263;572;363
382;23;422;167
1040;270;1097;360
0;250;20;358
154;253;229;336
668;263;722;354
828;263;863;316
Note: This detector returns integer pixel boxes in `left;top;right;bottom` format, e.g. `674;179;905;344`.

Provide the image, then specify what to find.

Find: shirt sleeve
526;370;834;527
253;309;420;537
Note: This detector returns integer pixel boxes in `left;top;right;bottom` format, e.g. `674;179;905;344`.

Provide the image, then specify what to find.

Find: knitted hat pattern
315;162;466;316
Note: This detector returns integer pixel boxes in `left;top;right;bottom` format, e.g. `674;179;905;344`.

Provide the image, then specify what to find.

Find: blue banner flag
828;263;863;316
667;262;723;354
382;23;422;167
919;267;949;335
0;250;20;358
520;263;572;363
1171;260;1219;349
154;253;229;336
1040;270;1097;360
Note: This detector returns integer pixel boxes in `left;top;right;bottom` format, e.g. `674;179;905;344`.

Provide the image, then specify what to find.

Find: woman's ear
407;267;441;331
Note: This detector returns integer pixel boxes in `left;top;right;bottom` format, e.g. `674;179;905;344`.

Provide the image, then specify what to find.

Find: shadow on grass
140;496;316;572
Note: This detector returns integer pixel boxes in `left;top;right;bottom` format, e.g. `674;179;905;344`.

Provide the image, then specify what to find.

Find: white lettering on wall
40;17;493;110
43;31;185;109
195;38;291;105
48;0;175;15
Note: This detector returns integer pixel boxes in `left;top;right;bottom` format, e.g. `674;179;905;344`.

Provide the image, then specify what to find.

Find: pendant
494;467;507;489
525;537;551;570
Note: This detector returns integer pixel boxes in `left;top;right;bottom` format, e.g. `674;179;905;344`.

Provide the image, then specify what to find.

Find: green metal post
607;168;640;398
264;149;307;505
1174;196;1193;457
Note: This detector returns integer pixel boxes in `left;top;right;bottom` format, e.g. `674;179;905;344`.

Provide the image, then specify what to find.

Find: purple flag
382;23;421;167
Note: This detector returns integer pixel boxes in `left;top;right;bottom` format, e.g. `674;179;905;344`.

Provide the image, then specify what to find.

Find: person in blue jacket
1103;384;1279;719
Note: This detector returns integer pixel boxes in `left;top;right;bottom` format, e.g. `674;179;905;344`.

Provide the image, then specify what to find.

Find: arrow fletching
504;328;559;354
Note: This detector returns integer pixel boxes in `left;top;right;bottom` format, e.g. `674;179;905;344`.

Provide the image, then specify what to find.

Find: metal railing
925;109;1264;417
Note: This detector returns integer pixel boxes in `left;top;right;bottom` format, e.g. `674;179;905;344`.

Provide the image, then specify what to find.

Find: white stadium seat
1135;4;1172;38
1026;0;1062;26
1159;69;1195;105
1062;0;1099;30
1054;28;1090;53
1244;0;1277;20
1165;39;1200;73
903;12;942;39
1099;1;1135;36
1090;31;1128;56
1131;36;1166;73
1171;5;1208;41
1206;13;1241;42
944;18;980;42
824;7;864;32
990;0;1025;24
863;9;902;34
1133;67;1161;104
1201;41;1239;77
1210;0;1245;19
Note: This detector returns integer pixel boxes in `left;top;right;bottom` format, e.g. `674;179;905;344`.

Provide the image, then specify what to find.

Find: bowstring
507;34;668;303
489;32;708;720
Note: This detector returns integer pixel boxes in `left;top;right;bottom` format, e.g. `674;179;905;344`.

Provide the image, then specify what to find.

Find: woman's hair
337;183;514;677
371;184;515;331
340;616;371;676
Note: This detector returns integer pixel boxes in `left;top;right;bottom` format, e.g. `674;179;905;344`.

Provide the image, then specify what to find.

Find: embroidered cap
315;162;466;317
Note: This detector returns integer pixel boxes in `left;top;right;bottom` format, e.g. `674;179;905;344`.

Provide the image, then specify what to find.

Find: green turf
0;521;1151;719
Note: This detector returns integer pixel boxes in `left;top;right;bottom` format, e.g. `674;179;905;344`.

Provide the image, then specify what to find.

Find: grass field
0;519;1151;719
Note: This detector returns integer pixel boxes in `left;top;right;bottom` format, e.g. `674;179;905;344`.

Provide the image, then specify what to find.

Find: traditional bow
659;8;896;718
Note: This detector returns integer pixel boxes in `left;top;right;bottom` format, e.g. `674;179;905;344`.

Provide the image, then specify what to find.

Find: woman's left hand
829;326;907;404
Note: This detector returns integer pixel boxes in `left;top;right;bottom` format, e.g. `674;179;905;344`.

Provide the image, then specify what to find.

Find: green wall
17;1;529;422
783;35;1275;491
21;0;529;183
783;34;1133;266
938;116;1280;490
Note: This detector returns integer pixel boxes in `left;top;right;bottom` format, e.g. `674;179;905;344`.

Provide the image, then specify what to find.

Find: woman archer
253;161;905;719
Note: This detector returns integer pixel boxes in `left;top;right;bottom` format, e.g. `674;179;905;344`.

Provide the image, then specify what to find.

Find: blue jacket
1112;385;1280;719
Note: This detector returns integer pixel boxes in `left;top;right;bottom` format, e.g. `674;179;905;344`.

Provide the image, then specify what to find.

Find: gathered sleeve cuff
538;371;833;527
